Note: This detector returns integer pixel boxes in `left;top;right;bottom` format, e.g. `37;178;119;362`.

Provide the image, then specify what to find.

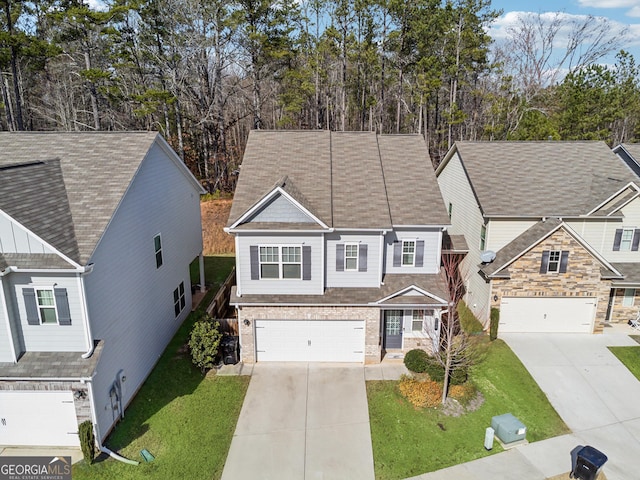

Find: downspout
78;264;95;359
379;231;387;286
87;381;139;465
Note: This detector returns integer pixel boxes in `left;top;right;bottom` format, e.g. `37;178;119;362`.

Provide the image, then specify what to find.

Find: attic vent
480;251;496;264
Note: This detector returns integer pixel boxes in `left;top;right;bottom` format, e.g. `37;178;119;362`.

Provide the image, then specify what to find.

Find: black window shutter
336;244;344;272
302;246;312;280
393;242;401;267
540;250;550;274
358;244;368;272
55;288;72;325
559;251;569;273
23;288;39;325
613;229;623;251
415;240;425;267
250;246;259;280
633;230;640;251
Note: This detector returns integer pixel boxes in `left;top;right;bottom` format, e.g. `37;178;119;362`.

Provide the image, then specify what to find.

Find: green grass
368;338;569;480
458;301;485;334
609;346;640;380
73;255;248;480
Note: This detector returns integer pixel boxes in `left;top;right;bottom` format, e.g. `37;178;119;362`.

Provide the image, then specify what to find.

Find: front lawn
367;338;569;479
609;346;640;380
73;255;248;480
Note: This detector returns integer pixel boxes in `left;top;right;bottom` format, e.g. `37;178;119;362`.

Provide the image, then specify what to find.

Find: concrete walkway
411;326;640;480
221;363;375;480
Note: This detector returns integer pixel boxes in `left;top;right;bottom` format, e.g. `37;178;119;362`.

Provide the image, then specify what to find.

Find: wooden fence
206;267;238;334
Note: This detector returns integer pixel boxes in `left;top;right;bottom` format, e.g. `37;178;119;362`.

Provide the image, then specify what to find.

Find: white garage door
499;297;596;333
0;391;80;447
255;320;365;362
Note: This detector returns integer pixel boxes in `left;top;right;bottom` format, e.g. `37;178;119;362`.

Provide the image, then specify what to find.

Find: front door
384;310;403;349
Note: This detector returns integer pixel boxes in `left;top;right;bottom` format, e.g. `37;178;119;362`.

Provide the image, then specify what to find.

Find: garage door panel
499;297;596;333
255;320;365;362
0;391;79;447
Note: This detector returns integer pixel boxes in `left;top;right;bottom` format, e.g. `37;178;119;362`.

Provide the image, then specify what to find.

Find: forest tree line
1;0;638;191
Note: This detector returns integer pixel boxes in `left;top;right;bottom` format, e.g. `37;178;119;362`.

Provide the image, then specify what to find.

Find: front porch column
199;253;206;293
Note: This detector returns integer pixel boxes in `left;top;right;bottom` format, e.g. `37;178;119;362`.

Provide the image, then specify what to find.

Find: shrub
423;355;445;382
450;365;468;385
490;307;500;341
189;314;222;372
398;375;442;408
78;420;95;465
403;349;430;373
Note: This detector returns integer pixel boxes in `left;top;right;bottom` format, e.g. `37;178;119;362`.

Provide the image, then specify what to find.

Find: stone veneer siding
0;380;91;427
489;229;610;334
610;288;640;324
237;306;382;364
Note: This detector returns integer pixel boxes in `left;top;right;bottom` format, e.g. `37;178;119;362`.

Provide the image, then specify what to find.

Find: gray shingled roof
228;131;449;229
480;218;562;277
230;273;449;306
0;159;79;263
0;132;160;265
0;340;103;378
611;263;640;284
448;141;638;217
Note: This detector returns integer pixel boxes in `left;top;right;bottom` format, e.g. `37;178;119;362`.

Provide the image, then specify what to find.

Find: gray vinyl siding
83;141;203;441
0;213;55;254
7;272;86;351
384;229;441;275
325;232;381;288
245;193;316;224
437;153;491;323
236;233;323;295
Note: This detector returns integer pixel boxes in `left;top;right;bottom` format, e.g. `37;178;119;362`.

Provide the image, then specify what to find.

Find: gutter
78;264;95;359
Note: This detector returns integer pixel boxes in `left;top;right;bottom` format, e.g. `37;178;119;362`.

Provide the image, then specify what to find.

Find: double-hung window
36;289;57;324
402;240;415;266
259;246;302;279
154;234;163;268
547;250;561;273
174;282;186;317
345;244;358;270
621;228;634;251
412;310;425;332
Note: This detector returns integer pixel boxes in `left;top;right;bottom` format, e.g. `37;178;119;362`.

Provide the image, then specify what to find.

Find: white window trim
259;245;302;280
401;240;416;267
36;287;58;325
480;224;487;250
547;250;561;273
154;233;163;269
411;309;425;333
174;281;186;317
623;288;636;307
404;309;437;338
621;228;635;252
344;243;359;271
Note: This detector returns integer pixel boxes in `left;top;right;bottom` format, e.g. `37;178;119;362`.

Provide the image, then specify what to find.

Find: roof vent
480;250;496;264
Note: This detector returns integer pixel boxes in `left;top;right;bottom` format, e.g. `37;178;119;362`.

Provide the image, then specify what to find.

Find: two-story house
225;131;451;364
436;141;640;334
0;132;205;448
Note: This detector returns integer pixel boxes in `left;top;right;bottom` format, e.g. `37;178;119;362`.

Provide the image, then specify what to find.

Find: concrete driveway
502;331;640;480
221;363;375;480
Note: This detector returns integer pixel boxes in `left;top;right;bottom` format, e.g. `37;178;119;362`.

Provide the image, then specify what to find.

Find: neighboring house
0;132;205;449
225;131;451;364
436;141;640;334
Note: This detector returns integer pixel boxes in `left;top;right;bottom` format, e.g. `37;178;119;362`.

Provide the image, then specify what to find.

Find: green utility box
491;413;526;444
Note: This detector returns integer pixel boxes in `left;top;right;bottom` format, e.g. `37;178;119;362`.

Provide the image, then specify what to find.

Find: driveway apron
222;363;375;480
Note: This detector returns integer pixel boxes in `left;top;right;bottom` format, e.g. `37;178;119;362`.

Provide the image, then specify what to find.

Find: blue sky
489;0;640;64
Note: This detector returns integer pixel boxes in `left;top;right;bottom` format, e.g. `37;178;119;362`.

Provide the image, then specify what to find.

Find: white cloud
628;5;640;16
577;0;639;7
